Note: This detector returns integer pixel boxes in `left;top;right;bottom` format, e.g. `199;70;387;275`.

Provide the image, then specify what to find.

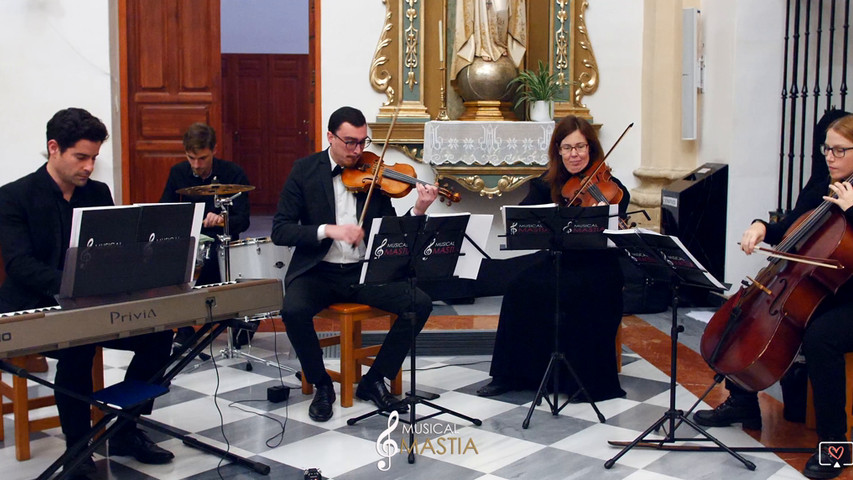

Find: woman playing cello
476;115;629;401
695;113;853;480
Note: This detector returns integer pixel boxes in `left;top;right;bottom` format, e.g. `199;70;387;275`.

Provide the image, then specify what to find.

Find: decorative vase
529;100;553;122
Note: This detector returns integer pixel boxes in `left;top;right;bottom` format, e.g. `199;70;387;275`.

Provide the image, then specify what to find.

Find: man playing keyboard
0;108;175;478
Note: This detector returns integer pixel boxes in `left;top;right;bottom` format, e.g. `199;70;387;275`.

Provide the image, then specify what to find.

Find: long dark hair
543;115;603;204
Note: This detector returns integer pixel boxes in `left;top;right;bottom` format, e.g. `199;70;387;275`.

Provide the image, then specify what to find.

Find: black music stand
346;213;483;464
503;204;616;428
601;228;758;470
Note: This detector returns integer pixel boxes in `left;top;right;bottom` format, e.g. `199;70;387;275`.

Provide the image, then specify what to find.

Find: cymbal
176;184;255;196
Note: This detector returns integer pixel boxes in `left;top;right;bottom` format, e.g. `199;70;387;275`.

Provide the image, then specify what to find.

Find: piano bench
301;303;403;407
0;347;105;461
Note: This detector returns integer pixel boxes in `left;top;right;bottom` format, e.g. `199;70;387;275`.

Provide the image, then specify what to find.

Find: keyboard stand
0;318;271;479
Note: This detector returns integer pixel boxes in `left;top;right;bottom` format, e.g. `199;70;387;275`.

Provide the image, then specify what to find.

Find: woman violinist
694;112;853;480
477;115;629;401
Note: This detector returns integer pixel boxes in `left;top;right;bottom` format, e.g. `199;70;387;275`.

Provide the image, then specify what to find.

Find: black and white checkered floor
2;330;806;480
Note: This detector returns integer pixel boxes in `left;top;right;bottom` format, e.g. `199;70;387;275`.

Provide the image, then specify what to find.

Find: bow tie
332;165;343;177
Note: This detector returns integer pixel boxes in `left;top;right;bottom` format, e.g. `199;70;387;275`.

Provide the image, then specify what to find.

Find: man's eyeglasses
559;143;589;154
821;144;853;158
333;132;372;151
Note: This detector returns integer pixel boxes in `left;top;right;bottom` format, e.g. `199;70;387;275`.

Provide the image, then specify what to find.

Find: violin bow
357;105;401;228
568;122;634;206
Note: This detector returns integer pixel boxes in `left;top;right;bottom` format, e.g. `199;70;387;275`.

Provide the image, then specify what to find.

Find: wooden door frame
118;0;322;204
310;0;321;152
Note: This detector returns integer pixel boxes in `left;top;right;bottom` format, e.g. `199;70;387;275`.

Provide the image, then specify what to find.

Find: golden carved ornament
370;1;396;106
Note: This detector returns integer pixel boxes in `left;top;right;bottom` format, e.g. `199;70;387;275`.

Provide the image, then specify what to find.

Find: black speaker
661;163;728;305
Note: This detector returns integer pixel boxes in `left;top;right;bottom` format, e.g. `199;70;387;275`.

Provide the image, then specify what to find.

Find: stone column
630;0;701;230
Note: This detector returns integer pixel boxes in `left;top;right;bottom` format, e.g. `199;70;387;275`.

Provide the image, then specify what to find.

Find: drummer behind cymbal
160;122;251;286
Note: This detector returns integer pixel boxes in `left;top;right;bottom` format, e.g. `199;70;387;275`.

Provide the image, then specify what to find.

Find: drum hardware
175;182;295;376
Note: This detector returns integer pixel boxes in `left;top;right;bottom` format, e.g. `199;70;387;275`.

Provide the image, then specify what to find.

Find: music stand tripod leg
523;249;606;429
346;274;482;465
604;283;756;471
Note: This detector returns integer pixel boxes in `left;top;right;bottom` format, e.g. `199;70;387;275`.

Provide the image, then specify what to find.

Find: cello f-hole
767;278;787;317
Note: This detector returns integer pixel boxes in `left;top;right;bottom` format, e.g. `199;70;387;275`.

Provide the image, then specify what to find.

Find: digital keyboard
0;279;282;358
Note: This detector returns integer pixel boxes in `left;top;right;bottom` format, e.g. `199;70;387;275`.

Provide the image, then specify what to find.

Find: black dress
488;174;628;401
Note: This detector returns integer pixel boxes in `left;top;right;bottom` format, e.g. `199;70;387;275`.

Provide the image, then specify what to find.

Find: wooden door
221;54;313;214
120;0;221;204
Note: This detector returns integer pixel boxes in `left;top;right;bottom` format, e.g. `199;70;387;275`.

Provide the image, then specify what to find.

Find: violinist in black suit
271;106;438;422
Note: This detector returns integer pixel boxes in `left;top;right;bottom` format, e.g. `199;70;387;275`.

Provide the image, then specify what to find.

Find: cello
700;171;853;392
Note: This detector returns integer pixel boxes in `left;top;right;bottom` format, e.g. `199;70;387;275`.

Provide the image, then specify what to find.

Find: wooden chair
301;303;403;407
805;352;853;439
0;348;105;461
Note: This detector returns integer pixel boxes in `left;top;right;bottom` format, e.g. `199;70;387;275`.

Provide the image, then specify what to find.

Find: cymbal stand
216;192;297;375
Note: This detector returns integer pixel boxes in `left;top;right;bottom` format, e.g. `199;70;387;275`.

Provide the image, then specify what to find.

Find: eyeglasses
333;132;372;151
821;144;853;158
559;143;589;154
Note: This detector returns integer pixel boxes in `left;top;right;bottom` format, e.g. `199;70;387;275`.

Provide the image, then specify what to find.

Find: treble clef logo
376;410;399;471
422;238;436;260
510;222;518;235
374;237;388;258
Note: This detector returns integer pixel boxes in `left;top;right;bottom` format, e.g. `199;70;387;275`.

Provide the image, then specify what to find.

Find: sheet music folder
57;203;204;309
604;228;726;291
360;213;489;285
501;204;617;250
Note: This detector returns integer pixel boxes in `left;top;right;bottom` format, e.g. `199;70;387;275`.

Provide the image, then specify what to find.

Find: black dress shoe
803;441;848;479
356;378;408;413
476;379;512;397
109;428;174;464
64;455;96;479
308;383;335;422
692;395;762;430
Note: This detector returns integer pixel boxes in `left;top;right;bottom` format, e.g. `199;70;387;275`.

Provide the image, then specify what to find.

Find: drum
218;237;290;286
194;235;214;282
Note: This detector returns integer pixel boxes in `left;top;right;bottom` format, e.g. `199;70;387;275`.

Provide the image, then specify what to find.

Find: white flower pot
529;100;553;122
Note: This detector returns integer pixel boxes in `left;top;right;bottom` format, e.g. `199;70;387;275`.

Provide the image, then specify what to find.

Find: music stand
346;213;484;464
503;204;616;428
601;228;757;470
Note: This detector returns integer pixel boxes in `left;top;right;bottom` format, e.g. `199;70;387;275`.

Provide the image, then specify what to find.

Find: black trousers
724;292;853;440
281;262;432;384
46;330;173;445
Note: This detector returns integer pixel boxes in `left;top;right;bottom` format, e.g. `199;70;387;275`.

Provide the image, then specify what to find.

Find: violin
341;151;461;204
561;159;624;207
561;123;633;208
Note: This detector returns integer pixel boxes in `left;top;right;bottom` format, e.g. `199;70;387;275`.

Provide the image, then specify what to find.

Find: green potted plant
508;60;565;121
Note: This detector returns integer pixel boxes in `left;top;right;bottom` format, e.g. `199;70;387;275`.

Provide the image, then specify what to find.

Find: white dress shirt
317;150;365;264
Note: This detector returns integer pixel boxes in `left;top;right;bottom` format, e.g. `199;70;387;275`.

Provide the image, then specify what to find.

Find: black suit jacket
271;149;397;287
0;165;114;311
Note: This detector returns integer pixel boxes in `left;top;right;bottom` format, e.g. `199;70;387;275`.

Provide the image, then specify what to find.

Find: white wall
699;0;785;288
0;1;115;195
584;0;644;193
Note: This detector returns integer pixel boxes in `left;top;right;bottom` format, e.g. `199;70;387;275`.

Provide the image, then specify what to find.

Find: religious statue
451;0;527;79
450;0;527;120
